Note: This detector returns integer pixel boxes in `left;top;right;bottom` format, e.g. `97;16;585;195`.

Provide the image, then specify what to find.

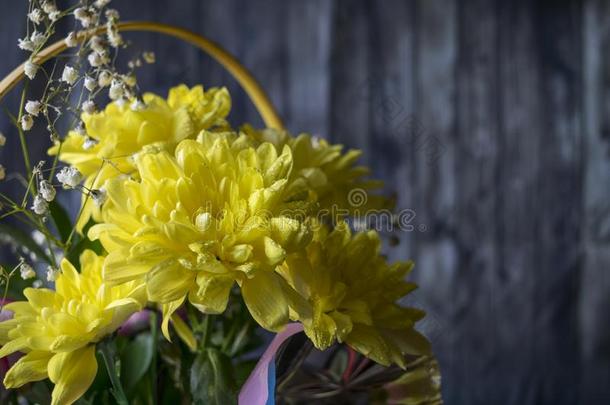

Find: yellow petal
161;297;185;342
170;314;196;352
189;274;234;314
0;337;28;358
0;320;19;343
270;217;312;252
48;345;98;405
3;351;52;388
345;324;393;367
146;261;193;303
304;312;337;350
103;249;151;284
23;288;56;311
50;335;89;352
103;297;143;328
330;311;353;342
263;236;285;266
241;271;288;332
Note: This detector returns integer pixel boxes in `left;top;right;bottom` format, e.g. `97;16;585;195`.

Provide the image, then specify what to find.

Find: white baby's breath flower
19;262;36;280
21;114;34;131
128;58;143;69
33;161;45;176
94;0;111;8
74;7;88;20
82;100;97;114
65;31;78;47
31;194;48;215
48;11;60;22
28;9;44;24
41;1;57;14
122;74;137;88
74;7;95;27
39;180;56;202
108;80;124;100
61;65;78;85
105;9;119;21
0;132;6;146
84;75;96;91
89;36;105;54
24;61;38;79
107;27;122;48
83;136;98;150
0;164;5;181
30;31;46;49
18;38;34;51
56;166;83;188
88;51;108;67
98;70;112;87
143;52;156;64
46;266;59;282
25;100;42;117
91;188;107;206
32;280;43;288
74;121;86;136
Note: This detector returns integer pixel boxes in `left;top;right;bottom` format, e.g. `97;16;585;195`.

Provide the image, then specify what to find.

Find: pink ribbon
238;323;304;405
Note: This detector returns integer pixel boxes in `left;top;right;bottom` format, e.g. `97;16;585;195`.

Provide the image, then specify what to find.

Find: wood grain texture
0;1;609;404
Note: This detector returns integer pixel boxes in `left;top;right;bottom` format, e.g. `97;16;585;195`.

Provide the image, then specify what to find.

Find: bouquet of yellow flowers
0;2;441;404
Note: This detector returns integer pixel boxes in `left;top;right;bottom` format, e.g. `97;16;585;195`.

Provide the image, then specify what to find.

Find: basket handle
0;21;285;130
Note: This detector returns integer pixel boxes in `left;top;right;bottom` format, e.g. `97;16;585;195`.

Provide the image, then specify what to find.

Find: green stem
201;314;211;350
220;319;239;353
98;341;129;405
15;84;31;176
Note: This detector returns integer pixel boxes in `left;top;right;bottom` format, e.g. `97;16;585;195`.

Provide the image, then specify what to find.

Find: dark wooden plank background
1;1;609;404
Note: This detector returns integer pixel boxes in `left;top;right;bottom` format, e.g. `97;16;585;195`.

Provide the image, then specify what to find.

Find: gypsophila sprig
21;114;34;130
25;100;43;117
31;194;49;215
18;260;36;280
24;60;38;79
39;179;56;202
61;65;79;85
56;166;83;188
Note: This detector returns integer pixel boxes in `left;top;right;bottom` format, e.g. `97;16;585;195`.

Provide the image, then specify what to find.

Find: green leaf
49;200;72;243
190;348;237;405
121;333;154;393
0;223;51;264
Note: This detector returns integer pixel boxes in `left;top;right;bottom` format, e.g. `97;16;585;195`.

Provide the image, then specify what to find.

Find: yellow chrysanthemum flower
0;251;146;405
243;125;393;214
48;85;231;230
278;222;430;368
88;131;312;338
